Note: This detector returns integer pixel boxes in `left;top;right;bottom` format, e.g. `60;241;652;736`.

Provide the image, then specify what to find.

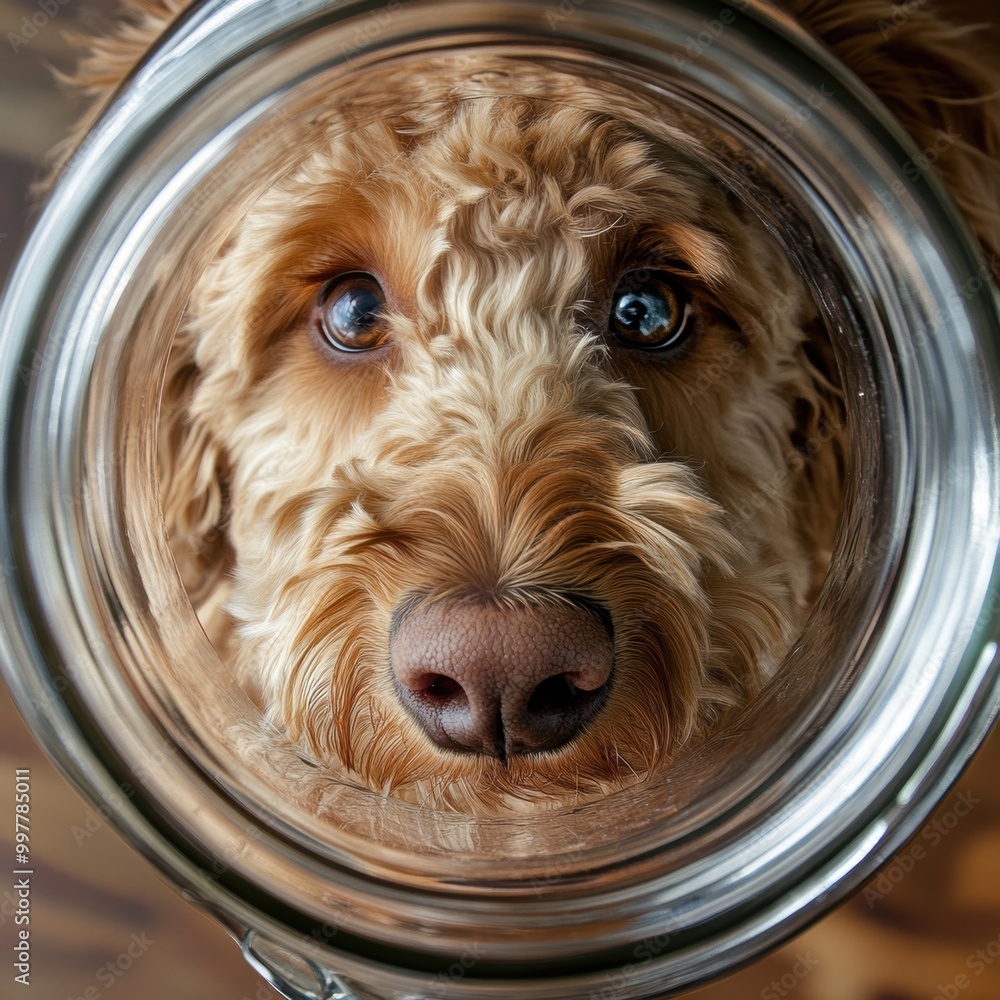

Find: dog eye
318;273;389;352
608;270;691;351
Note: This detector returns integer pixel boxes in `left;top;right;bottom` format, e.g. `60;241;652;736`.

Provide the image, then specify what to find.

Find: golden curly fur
55;0;1000;810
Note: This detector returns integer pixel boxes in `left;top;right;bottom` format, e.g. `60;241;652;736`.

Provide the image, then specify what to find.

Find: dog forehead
323;52;707;147
294;52;724;206
229;52;746;280
315;98;728;276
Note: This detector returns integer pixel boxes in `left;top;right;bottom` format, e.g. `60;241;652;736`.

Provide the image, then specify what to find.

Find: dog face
161;73;845;809
52;1;991;813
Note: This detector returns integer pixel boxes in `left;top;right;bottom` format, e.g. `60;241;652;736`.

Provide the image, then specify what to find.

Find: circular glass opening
2;2;997;998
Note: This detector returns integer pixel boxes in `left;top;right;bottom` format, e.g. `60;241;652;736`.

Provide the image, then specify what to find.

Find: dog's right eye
317;273;389;352
608;269;691;352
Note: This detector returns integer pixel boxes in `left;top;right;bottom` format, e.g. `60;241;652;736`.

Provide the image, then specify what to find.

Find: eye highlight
317;272;389;352
608;269;692;351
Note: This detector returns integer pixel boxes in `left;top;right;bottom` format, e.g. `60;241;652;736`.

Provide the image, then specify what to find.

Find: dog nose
391;598;613;761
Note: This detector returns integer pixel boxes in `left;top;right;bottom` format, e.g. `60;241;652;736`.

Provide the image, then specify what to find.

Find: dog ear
783;0;1000;264
42;0;188;193
158;330;233;608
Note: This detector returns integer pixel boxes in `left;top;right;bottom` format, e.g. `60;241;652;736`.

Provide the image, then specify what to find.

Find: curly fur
53;1;1000;810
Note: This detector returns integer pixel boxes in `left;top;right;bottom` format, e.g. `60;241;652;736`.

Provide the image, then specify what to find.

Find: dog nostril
528;673;597;714
422;674;463;700
519;671;610;756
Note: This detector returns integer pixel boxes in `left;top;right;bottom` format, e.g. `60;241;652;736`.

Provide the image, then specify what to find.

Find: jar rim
1;0;998;996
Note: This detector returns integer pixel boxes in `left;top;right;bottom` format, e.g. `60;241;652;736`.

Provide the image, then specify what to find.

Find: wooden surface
1;1;999;998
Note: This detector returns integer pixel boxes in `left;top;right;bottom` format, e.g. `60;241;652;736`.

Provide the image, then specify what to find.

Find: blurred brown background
1;1;999;998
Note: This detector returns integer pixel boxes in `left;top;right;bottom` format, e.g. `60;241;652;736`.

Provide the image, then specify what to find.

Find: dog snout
390;598;613;761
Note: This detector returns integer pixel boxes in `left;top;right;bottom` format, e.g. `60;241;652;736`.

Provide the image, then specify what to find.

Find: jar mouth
2;0;999;994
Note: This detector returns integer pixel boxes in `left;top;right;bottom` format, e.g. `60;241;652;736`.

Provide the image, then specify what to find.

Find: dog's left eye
608;270;691;351
317;273;389;352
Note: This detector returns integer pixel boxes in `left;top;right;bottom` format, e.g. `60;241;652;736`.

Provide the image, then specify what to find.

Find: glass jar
1;1;998;998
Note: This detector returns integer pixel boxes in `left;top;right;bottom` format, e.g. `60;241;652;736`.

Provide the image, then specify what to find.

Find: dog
54;0;1000;812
